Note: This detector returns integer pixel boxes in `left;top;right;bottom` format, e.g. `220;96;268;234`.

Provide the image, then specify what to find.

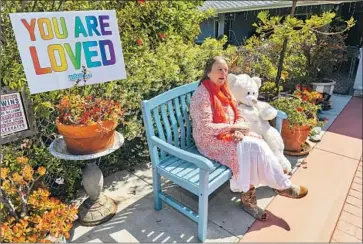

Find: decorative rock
309;127;322;142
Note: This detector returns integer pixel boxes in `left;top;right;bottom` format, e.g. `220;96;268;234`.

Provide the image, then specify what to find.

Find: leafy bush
0;1;237;199
0;156;78;243
232;11;354;99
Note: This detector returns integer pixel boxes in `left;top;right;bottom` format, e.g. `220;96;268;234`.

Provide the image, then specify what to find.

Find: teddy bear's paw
260;108;277;121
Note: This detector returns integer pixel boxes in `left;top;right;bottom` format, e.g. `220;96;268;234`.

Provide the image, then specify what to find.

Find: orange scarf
203;80;239;141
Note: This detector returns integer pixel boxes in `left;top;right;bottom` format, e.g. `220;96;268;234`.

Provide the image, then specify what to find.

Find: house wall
197;4;336;46
196;18;216;44
227;11;258;46
227;4;335;46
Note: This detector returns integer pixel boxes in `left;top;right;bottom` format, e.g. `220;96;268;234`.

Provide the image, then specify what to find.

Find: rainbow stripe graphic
21;15;116;75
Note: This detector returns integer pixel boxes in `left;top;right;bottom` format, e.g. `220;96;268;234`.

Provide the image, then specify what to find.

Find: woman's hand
229;123;250;135
233;130;245;142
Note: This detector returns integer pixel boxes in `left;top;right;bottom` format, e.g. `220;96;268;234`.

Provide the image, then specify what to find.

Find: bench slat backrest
142;82;199;163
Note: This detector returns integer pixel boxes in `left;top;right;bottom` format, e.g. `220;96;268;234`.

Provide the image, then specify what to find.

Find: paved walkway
70;95;361;243
330;97;362;243
240;97;362;242
331;160;362;242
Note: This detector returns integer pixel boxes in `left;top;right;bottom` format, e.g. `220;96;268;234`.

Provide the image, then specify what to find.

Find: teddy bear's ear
227;73;237;87
252;77;262;88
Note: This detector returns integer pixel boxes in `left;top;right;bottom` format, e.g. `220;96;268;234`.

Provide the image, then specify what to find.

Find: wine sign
1;87;37;144
10;10;126;94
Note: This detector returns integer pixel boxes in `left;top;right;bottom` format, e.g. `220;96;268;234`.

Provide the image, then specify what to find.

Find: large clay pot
281;120;311;152
56;119;117;155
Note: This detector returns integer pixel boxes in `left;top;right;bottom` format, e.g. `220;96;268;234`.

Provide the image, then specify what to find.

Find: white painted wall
217;13;225;37
354;48;362;91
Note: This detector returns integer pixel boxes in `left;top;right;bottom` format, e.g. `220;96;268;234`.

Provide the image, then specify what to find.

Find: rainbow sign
10;10;126;94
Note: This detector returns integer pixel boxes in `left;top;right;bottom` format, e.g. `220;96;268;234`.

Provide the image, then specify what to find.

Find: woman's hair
198;56;228;86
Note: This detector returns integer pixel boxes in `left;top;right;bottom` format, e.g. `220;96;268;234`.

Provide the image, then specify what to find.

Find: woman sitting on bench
190;56;308;221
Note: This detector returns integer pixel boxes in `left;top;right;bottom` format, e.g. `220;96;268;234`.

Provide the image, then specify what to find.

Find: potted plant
56;68;125;155
0;155;78;243
293;85;324;105
270;91;325;153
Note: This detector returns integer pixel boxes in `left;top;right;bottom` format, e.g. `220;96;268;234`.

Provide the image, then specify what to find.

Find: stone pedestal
49;132;124;226
78;161;117;225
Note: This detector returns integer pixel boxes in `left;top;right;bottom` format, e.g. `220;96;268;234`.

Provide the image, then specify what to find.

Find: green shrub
1;0;237;200
233;11;354;99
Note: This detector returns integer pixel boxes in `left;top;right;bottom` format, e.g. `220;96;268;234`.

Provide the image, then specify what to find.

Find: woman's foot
241;187;268;221
274;185;308;199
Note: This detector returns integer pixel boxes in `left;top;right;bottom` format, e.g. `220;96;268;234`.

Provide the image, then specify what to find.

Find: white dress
230;136;292;193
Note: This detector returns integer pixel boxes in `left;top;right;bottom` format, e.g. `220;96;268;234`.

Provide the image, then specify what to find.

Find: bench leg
198;171;209;242
153;168;162;211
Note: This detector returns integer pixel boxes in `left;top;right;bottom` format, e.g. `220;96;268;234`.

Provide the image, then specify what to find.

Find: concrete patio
70;94;362;243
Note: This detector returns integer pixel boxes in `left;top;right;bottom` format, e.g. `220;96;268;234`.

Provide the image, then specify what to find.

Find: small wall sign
0;87;37;144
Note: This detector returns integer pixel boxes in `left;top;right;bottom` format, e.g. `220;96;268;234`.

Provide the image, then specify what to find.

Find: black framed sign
0;86;37;145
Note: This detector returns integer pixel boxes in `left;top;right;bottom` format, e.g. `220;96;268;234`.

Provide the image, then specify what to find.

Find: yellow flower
37;167;46;176
12;172;25;185
1;168;9;179
281;71;289;80
2;180;16;195
23;165;34;181
16;157;29;164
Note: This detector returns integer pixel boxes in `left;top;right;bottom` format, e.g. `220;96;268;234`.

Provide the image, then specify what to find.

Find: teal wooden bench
141;81;287;242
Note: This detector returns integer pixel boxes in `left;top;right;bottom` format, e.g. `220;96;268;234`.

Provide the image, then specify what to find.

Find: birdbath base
48;132;124;226
78;193;117;226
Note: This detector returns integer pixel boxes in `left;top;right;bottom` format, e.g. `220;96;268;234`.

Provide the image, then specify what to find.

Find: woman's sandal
274;185;308;199
242;204;268;221
240;187;268;221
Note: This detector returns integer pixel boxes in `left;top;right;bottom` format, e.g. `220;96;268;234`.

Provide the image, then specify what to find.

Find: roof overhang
199;0;362;14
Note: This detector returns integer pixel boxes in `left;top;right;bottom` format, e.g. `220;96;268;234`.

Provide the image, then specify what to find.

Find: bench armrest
276;110;287;119
151;136;215;172
275;110;287;133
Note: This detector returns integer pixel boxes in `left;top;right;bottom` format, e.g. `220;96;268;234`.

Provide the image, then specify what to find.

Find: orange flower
136;38;143;46
297;107;303;112
1;168;9;179
40;239;52;243
158;33;166;39
281;71;289;80
19;219;28;228
64;232;70;239
37;166;46;176
16;157;29;164
2;180;17;195
23;164;34;181
12;172;25;185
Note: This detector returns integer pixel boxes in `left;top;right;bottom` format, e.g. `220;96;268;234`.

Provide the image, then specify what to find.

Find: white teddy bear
227;73;292;173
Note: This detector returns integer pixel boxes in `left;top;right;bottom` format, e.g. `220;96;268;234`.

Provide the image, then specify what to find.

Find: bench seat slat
170;162;194;175
159;156;179;169
157;146;232;193
176;164;198;178
164;159;186;172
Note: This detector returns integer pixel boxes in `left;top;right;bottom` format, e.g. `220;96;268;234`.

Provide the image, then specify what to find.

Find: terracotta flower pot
281;120;311;152
56;119;118;155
